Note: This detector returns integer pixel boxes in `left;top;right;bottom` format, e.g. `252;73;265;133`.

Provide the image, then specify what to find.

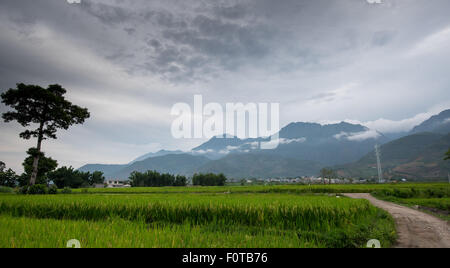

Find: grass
372;185;450;221
0;186;13;193
70;182;450;195
0;216;314;248
0;193;396;248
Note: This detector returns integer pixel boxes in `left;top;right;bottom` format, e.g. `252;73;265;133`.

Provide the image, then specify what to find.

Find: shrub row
17;185;72;195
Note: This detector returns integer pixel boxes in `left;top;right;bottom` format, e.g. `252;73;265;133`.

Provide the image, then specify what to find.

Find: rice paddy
0;183;447;248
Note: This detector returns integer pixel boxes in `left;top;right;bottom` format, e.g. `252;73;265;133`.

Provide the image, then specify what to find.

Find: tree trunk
29;123;44;185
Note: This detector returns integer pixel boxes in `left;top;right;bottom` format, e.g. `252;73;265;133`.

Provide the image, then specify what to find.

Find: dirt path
344;193;450;248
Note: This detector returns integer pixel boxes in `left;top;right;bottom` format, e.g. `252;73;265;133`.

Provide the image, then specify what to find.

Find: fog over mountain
410;109;450;135
191;121;389;165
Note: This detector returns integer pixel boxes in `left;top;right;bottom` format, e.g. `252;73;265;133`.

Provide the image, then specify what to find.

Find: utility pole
375;144;383;184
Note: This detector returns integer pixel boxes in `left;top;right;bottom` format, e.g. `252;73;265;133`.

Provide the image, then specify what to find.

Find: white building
106;180;131;188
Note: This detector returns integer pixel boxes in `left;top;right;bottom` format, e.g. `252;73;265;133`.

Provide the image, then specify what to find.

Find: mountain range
78;109;450;181
411;109;450;134
334;132;450;180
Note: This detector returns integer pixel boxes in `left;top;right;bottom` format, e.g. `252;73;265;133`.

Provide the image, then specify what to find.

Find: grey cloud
1;0;450;171
80;1;133;25
154;10;188;29
213;4;248;20
124;27;136;35
372;31;396;47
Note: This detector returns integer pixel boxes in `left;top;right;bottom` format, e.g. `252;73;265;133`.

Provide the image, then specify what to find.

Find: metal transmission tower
375;144;383;183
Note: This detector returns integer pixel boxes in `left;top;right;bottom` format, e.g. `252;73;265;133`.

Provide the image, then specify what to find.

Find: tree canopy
320;168;336;184
445;149;450;160
192;173;227;186
48;167;105;189
1;84;90;140
0;162;18;188
18;148;58;186
1;83;90;185
129;170;187;187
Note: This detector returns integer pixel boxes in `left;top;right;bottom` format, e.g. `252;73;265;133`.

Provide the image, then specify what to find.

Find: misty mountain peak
411;109;450;134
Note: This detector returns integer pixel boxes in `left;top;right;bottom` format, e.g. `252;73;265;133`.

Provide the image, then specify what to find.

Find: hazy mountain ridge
197;152;323;179
129;150;184;164
78;164;127;178
191;121;390;165
79;109;450;181
411;109;450;134
334;132;450;179
112;154;211;180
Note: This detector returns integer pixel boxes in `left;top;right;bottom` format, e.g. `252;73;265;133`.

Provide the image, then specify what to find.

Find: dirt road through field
344;193;450;248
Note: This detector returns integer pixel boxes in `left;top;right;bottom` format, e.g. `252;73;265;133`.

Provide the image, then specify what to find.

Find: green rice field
0;183;447;248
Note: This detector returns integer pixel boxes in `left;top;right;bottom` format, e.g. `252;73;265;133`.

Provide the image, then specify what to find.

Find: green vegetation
445;148;450;160
0;186;13;194
391;198;450;211
0;193;396;248
1;183;447;248
192;173;227;186
70;182;449;195
129;170;187;187
0;216;311;248
18;148;58;186
372;187;449;199
48;167;105;189
0;161;17;188
1;83;90;185
372;186;450;221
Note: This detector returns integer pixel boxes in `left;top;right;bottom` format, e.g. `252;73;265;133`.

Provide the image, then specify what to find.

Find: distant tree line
48;167;105;189
129;170;187;187
192;173;227;186
0;158;104;189
320;168;337;184
0;161;17;188
0;148;58;188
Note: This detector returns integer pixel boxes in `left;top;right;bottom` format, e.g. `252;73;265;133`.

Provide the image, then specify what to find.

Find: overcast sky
1;0;450;172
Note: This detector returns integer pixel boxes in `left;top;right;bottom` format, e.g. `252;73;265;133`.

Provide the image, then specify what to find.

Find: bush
18;186;29;195
373;187;449;199
48;185;58;195
0;186;13;193
192;173;227;186
48;167;104;189
27;184;48;195
0;168;18;188
61;187;72;194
